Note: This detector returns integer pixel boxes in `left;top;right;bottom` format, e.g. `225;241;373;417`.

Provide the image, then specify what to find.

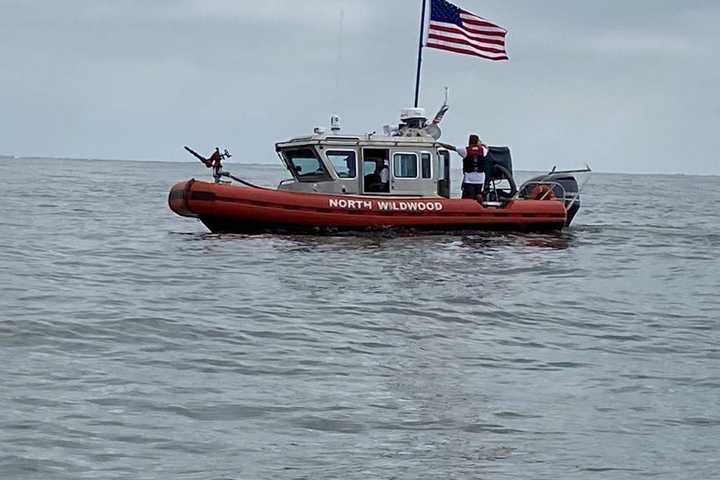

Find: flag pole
413;0;428;108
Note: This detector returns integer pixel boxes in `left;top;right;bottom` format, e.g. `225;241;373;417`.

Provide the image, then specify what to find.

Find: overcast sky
1;0;718;174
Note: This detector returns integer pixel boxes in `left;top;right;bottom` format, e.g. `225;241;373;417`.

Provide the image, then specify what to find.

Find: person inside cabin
376;158;389;186
365;158;389;192
442;134;489;199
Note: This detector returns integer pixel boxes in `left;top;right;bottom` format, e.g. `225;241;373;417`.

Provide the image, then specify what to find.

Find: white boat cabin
275;110;451;198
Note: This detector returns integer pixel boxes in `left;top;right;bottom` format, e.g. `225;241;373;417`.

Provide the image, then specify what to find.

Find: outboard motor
483;146;518;202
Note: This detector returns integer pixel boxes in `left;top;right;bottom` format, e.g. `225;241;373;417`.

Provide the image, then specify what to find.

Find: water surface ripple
1;159;719;479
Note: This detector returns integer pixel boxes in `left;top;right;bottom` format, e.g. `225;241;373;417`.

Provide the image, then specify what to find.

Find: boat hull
169;180;568;233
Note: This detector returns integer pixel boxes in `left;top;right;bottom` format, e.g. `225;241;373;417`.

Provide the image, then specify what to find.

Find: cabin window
393;153;418;178
421;152;432;179
283;148;330;182
327;150;357;179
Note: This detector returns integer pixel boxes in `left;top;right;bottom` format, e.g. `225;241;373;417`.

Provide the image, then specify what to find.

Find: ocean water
1;158;719;479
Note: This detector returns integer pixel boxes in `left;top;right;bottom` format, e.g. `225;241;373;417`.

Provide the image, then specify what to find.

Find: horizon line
0;154;717;178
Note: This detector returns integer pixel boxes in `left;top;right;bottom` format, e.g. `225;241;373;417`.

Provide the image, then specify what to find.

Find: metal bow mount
184;146;232;183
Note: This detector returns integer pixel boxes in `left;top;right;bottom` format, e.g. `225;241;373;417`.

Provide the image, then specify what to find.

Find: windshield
283;148;330;182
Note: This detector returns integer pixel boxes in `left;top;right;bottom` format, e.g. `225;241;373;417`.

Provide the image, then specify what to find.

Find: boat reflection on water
454;231;574;251
181;229;575;254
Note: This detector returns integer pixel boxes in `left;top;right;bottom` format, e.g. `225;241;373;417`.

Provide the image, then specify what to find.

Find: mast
413;0;428;108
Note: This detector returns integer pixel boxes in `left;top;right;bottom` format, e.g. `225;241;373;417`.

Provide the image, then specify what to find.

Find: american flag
426;0;508;61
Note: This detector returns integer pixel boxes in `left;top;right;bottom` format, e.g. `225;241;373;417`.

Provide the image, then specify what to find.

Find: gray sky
1;0;718;174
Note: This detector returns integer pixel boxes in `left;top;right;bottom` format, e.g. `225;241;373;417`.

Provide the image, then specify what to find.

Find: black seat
364;173;387;193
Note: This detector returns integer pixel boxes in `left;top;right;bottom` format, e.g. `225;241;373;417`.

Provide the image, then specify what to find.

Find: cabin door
437;150;450;198
361;148;390;194
390;150;435;196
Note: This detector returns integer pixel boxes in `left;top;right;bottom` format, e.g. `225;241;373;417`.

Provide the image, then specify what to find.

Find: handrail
548;163;593;175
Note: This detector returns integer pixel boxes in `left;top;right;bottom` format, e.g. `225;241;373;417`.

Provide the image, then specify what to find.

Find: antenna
334;6;345;113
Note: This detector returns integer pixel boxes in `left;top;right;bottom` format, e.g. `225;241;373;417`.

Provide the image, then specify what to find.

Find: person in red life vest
441;134;489;199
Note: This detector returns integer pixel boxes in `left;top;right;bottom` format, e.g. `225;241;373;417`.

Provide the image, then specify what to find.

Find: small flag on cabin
426;0;509;61
431;104;449;124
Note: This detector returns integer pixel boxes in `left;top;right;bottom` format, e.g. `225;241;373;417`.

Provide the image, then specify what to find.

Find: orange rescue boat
168;108;589;234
